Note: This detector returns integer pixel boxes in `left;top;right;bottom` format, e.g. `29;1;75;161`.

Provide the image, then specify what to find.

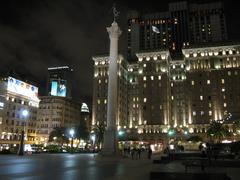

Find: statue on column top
112;3;120;22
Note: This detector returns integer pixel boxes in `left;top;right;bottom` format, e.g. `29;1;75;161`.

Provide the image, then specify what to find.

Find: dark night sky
0;0;239;106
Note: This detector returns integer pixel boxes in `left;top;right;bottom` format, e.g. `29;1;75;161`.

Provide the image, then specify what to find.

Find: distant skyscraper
127;1;228;59
47;66;73;98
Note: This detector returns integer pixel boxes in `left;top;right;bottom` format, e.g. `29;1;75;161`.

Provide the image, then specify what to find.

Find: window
171;96;174;100
191;81;195;85
223;103;227;107
200;111;204;115
143;76;146;81
228;71;231;76
98;79;101;84
104;99;107;104
97;100;100;104
200;96;203;100
143;98;147;103
151;76;154;80
209;111;212;116
193;111;196;116
222;88;225;92
143;64;146;67
158;76;161;80
207;80;210;84
209;103;212;108
221;79;225;84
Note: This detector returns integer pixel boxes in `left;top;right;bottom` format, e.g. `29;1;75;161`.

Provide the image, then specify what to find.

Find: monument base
101;129;117;156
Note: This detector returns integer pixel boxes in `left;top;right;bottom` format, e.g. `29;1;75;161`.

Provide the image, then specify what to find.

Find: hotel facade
92;43;240;142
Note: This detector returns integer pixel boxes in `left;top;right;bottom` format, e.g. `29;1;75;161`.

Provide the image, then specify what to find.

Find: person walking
131;148;135;160
137;148;141;159
148;146;152;159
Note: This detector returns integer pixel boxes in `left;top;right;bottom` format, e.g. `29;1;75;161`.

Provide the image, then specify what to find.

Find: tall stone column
101;21;121;155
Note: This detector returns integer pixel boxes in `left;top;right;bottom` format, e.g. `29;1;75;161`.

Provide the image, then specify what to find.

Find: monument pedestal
101;129;117;155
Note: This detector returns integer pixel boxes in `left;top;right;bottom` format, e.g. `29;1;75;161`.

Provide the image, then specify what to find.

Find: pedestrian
148;146;152;159
137;148;141;159
131;148;135;160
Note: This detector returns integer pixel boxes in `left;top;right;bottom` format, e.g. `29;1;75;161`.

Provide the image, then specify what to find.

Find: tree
75;122;89;141
93;123;105;148
49;127;69;145
207;121;231;143
233;119;240;133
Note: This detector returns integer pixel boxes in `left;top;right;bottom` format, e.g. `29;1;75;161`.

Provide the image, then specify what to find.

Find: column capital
107;22;122;39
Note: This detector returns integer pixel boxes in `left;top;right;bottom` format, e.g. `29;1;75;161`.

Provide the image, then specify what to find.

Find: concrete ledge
150;172;231;180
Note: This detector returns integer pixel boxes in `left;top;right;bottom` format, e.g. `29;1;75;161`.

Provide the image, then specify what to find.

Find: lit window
143;98;147;103
158;76;161;80
98;79;101;84
144;83;147;88
221;79;225;84
207;80;210;84
105;79;108;83
201;111;204;115
191;81;195;85
172;65;175;69
133;104;135;108
146;57;150;61
133;97;135;102
6;96;9;101
223;95;226;99
224;103;227;107
160;105;162;110
200;96;203;100
97;100;100;104
193;111;196;116
11;98;14;102
171;96;174;100
104;99;107;104
143;76;146;81
95;61;98;65
139;69;143;74
228;71;231;76
209;111;212;116
222;88;225;92
209;103;212;108
171;83;173;87
143;64;146;67
151;76;154;80
21;101;24;105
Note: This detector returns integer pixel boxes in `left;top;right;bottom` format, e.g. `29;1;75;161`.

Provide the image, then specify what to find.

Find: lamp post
91;134;96;152
18;109;29;156
69;129;75;154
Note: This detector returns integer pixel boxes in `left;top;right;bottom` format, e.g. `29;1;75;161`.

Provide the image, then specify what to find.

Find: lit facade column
102;21;121;155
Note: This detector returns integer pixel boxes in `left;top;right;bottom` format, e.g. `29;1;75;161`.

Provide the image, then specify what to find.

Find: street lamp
18;109;29;156
69;129;75;154
91;134;96;152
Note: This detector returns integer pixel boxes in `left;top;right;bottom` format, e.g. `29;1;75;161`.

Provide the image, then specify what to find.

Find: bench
150;172;231;180
182;158;207;172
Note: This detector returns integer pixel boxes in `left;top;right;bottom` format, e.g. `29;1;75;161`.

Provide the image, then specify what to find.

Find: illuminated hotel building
92;55;128;129
92;42;240;140
0;77;40;146
47;66;73;98
127;1;227;59
36;96;82;143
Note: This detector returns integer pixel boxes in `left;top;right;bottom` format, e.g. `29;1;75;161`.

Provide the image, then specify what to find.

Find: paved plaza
0;153;239;180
